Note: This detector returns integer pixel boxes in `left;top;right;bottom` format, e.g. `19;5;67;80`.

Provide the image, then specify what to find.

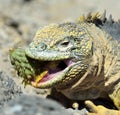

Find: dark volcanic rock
0;71;22;108
0;95;70;115
0;94;87;115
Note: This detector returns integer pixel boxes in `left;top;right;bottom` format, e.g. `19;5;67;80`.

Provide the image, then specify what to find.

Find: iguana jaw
31;59;76;88
25;47;72;61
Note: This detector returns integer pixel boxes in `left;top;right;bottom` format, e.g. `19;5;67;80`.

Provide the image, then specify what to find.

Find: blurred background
0;0;119;42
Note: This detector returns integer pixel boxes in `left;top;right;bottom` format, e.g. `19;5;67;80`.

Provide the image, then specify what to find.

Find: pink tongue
40;71;62;82
64;59;75;66
39;59;75;83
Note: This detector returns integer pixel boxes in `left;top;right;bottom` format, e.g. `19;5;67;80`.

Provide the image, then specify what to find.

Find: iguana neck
88;23;120;95
85;23;120;90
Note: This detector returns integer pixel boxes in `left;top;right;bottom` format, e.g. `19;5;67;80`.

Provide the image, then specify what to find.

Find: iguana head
25;22;93;89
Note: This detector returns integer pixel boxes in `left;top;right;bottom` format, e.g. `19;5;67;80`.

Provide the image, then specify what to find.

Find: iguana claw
85;100;120;115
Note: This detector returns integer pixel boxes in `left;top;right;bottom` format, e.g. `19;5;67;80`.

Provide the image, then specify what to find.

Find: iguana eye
58;39;74;51
60;40;70;47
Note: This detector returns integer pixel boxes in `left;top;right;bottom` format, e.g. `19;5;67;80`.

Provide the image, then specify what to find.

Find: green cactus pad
9;48;46;86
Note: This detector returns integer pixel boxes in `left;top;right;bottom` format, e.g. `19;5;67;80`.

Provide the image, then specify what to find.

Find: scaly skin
10;12;120;114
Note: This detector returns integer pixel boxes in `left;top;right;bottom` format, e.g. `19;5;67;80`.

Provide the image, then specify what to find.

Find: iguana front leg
85;100;120;115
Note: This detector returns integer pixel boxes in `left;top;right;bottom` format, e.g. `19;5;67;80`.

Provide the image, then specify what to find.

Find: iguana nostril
37;43;47;51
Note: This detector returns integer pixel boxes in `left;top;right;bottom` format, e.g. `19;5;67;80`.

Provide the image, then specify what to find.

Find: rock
0;94;88;115
0;71;22;108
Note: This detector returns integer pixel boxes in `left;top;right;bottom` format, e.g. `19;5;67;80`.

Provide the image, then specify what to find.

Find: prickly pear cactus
9;48;46;86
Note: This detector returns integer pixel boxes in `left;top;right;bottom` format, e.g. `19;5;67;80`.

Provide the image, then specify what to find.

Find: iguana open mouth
31;59;75;88
9;48;76;88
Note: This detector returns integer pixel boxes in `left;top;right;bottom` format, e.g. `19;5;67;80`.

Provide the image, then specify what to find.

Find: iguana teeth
35;70;48;83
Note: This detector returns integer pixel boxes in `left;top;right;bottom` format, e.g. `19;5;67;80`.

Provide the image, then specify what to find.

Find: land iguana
10;12;120;115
